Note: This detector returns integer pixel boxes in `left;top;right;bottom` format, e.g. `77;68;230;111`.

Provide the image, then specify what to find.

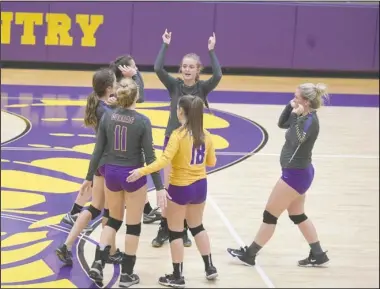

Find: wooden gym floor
1;68;379;288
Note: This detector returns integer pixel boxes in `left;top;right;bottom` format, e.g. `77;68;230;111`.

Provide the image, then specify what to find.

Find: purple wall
1;2;378;72
374;11;379;70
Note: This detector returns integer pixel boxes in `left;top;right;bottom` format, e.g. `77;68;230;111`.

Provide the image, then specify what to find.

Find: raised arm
140;117;165;191
278;103;293;129
153;30;177;92
201;33;223;95
85;115;107;181
288;113;317;146
139;130;180;176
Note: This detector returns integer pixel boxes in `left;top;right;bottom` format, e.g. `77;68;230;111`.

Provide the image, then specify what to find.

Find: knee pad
87;205;101;220
106;217;123;231
289;213;308;225
189;224;205;237
103;208;109;218
168;230;183;243
126;223;142;236
263;210;278;225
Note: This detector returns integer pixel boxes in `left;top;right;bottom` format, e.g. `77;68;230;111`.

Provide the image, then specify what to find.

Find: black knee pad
126;223;142;236
106;217;123;231
263;210;278;224
168;230;183;242
103;208;109;218
87;205;101;220
189;224;205;237
289;213;308;225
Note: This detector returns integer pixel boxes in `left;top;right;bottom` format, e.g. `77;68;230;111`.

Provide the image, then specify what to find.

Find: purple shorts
104;164;147;193
281;164;314;195
94;165;105;177
163;135;170;150
168;178;207;205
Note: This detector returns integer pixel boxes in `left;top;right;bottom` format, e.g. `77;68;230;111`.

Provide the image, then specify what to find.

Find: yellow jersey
139;127;217;186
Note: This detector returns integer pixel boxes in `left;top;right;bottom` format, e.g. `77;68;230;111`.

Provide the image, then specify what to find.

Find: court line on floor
1;146;378;159
207;195;275;288
0;214;112;288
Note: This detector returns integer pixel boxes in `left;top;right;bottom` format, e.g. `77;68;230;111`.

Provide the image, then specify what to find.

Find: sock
202;254;213;270
144;201;153;214
70;203;83;215
160;217;168;229
65;243;72;251
309;241;323;255
172;262;183;278
123;254;136;275
247;241;262;256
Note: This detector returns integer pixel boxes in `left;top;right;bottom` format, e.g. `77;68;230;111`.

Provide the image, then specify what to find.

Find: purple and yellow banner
1;2;378;71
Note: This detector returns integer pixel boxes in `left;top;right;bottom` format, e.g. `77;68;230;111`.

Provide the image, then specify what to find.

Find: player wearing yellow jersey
127;95;218;288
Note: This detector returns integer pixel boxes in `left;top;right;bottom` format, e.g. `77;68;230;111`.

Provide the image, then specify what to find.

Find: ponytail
84;92;99;128
188;96;205;148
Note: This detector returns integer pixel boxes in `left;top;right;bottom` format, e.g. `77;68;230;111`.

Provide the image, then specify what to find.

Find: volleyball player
227;83;330;267
56;68;124;265
60;82;117;231
80;77;167;287
127;95;218;287
152;29;223;248
110;55;162;224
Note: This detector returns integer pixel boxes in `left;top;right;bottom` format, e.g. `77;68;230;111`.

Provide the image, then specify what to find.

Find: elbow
153;64;160;73
207;159;217;167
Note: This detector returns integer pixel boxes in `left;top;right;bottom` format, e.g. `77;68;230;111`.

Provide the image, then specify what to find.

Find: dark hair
116;78;139;108
84;68;115;128
178;95;205;148
109;55;134;82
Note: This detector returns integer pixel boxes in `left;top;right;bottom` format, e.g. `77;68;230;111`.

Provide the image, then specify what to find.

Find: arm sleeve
200;49;223;95
278;103;293;129
288;114;316;145
153;43;178;93
140;117;165;190
206;135;217;167
133;71;145;103
86;115;107;181
139;131;180;176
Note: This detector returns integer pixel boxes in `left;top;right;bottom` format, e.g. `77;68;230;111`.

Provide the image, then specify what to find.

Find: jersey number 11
114;125;127;151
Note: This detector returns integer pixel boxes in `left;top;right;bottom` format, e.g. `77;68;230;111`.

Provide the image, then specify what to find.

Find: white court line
1;146;379;159
208;196;275;288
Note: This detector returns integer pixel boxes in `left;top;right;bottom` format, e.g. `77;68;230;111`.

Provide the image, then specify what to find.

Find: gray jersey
85;107;164;191
94;100;113;133
278;104;319;169
133;71;145;103
154;43;222;136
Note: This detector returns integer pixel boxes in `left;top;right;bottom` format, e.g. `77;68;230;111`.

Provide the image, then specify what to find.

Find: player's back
100;107;148;167
170;128;216;186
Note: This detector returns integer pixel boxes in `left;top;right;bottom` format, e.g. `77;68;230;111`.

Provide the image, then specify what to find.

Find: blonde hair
298;83;329;109
116;78;139;108
180;53;203;82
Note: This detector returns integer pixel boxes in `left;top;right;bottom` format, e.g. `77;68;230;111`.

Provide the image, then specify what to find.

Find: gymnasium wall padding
0;2;378;72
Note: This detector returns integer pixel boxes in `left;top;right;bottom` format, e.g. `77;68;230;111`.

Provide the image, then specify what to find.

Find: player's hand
292;104;304;115
118;65;137;78
162;29;172;45
156;189;171;209
80;180;92;194
105;96;117;106
208;32;216;51
126;169;142;182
